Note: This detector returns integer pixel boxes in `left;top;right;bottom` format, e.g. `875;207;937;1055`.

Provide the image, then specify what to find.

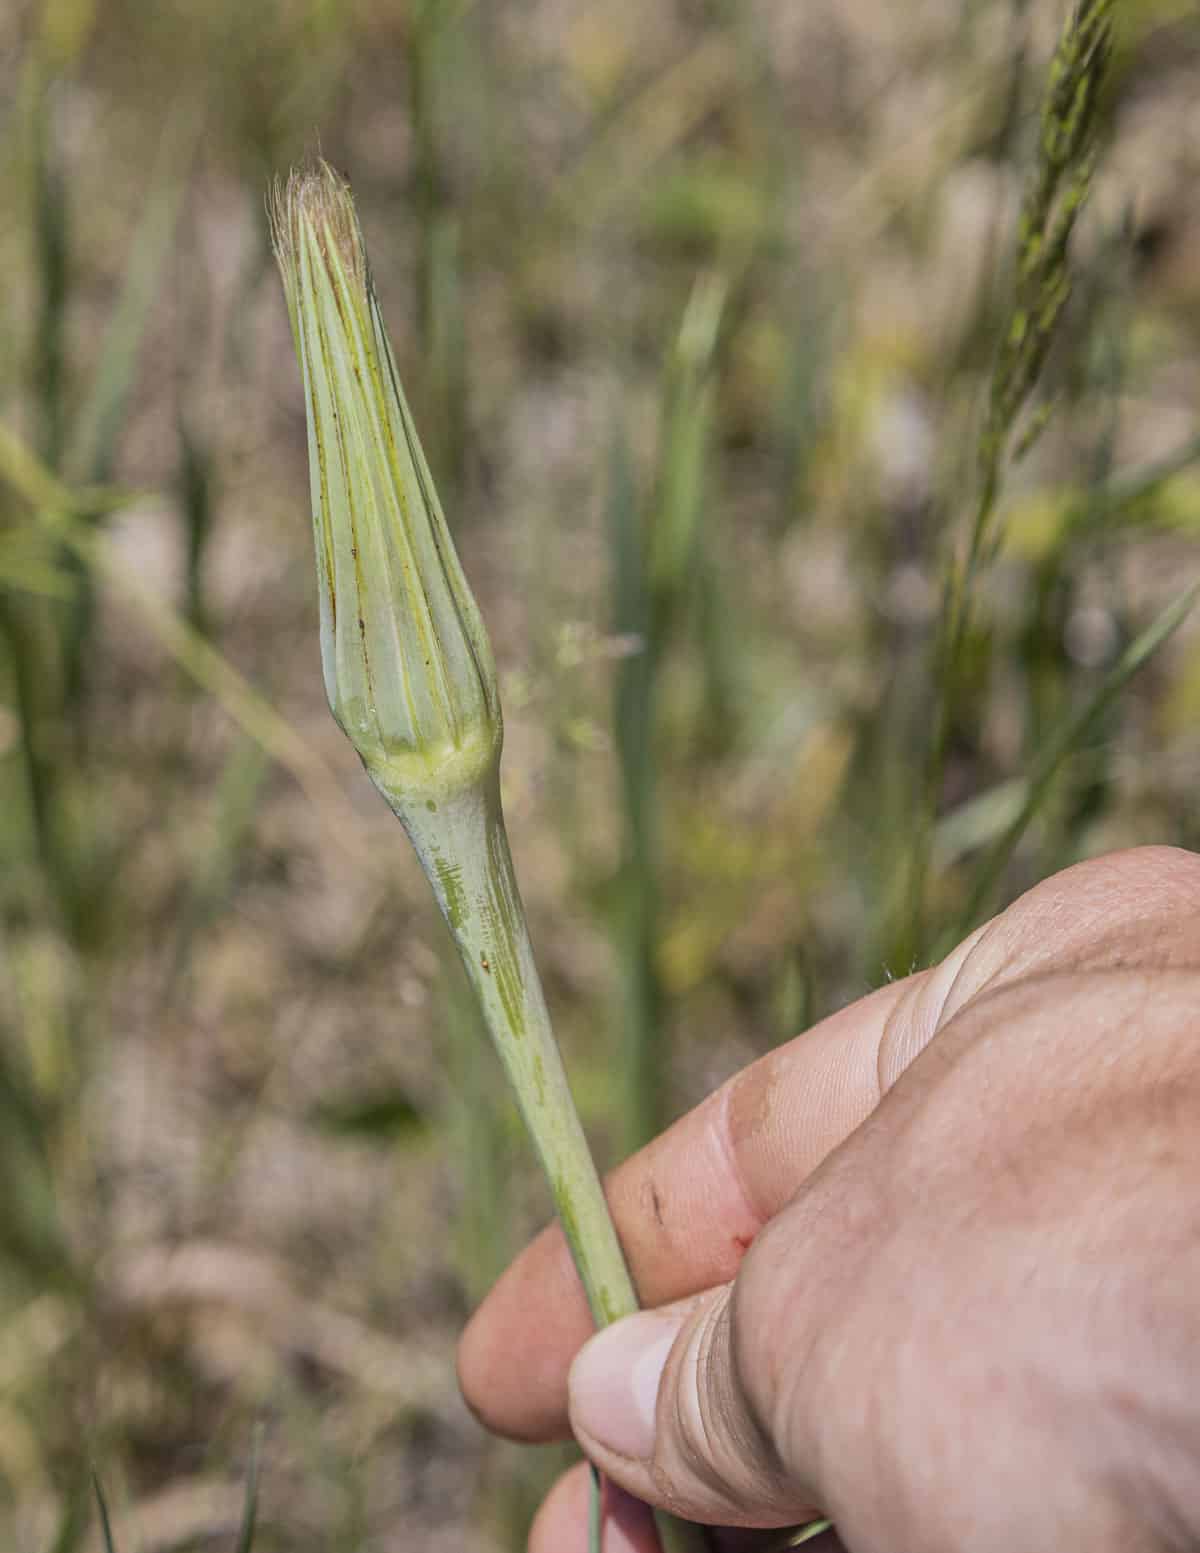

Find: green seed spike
270;163;713;1553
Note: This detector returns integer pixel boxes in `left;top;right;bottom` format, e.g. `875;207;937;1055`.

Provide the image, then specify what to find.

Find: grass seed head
269;162;501;816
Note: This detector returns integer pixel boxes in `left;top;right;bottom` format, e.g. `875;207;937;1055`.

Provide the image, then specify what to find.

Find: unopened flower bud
269;162;500;817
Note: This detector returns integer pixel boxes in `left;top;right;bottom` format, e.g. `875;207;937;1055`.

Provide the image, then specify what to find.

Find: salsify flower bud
269;161;500;818
271;161;716;1553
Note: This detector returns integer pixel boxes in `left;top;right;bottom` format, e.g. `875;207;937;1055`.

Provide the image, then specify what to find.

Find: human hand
458;847;1200;1553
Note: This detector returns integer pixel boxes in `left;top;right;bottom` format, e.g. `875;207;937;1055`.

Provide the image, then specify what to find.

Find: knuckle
728;1246;805;1481
727;1256;782;1443
654;1289;786;1517
666;1295;732;1481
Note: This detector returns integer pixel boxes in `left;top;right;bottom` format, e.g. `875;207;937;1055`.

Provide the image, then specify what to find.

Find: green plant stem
403;769;637;1325
903;0;1113;968
395;766;711;1553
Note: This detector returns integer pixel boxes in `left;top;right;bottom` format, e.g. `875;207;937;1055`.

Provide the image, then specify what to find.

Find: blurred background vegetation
1;0;1199;1547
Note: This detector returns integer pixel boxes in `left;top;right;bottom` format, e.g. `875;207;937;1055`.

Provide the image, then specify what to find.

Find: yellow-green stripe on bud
269;162;500;818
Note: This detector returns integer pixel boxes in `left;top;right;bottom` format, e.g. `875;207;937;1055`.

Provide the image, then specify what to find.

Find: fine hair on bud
269;160;369;315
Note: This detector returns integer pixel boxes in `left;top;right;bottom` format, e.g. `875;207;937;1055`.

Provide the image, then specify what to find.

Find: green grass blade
176;409;218;636
58;105;198;713
0;1026;71;1282
0;590;78;935
951;581;1199;943
1078;431;1200;540
766;1521;833;1549
608;274;727;1154
649;271;726;600
234;1430;262;1553
67;106;198;484
1;424;360;842
0;525;76;600
43;1477;91;1553
423;213;467;503
51;514;366;851
91;1473;117;1553
588;1465;602;1553
607;417;662;1154
29;82;68;471
160;734;268;1006
0;419;136;516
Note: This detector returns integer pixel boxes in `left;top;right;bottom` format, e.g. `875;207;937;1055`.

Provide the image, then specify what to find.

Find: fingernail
569;1310;685;1461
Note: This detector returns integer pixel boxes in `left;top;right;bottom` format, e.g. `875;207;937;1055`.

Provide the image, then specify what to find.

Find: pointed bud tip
268;160;368;300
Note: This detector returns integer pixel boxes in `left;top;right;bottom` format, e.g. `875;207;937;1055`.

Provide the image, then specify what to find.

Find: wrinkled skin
459;848;1200;1553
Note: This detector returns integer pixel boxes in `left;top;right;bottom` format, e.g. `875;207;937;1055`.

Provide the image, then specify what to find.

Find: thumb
567;1283;824;1530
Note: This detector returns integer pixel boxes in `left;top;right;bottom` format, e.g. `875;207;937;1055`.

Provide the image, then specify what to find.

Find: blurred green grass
1;0;1200;1547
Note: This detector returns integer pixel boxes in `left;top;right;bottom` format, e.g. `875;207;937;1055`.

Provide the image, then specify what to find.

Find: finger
465;850;1200;1443
460;974;919;1442
529;1460;839;1553
569;966;1200;1539
529;1464;661;1553
567;1288;826;1529
459;977;914;1439
953;846;1200;999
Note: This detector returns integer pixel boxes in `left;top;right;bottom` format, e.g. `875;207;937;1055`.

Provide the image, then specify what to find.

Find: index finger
457;973;918;1443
